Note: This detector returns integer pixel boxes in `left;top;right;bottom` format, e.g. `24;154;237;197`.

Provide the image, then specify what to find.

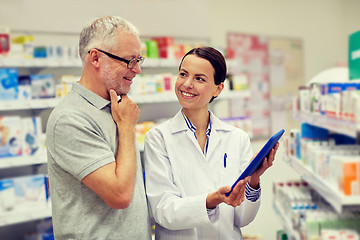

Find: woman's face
175;54;224;111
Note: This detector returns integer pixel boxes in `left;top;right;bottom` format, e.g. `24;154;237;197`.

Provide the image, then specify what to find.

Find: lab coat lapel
206;128;220;161
206;112;232;161
171;110;206;159
185;129;205;158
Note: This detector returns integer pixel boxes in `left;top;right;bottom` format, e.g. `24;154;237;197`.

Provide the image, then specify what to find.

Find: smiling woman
175;54;222;110
144;46;280;240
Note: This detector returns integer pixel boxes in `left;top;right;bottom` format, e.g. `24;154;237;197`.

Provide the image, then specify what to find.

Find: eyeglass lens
128;57;144;69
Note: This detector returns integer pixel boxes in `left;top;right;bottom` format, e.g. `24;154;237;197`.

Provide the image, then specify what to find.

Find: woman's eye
196;77;205;82
179;72;186;77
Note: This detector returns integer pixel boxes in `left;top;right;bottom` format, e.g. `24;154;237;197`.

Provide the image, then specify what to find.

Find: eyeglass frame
88;48;145;69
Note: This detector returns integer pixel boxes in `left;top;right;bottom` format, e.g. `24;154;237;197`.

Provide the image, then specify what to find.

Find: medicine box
0;179;15;212
13;174;47;210
0;116;22;158
22;116;42;156
0;68;18;100
30;74;55;98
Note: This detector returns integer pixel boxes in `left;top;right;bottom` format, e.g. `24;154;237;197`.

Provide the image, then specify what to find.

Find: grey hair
79;16;140;64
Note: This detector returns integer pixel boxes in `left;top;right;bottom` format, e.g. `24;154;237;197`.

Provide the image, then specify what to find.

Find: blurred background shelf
284;155;360;214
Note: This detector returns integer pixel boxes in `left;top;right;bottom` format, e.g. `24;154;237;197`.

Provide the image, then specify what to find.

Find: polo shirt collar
71;82;110;110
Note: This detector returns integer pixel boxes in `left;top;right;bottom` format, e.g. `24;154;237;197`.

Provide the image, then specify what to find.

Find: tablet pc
225;129;285;197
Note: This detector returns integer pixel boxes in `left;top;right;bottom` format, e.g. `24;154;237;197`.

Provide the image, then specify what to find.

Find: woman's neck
182;108;209;131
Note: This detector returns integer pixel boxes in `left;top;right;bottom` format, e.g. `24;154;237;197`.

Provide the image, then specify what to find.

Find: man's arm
82;90;140;209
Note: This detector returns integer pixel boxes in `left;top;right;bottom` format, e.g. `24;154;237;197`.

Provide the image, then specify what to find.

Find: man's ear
88;49;100;68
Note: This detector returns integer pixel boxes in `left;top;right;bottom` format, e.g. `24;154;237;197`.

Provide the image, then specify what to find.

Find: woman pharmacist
144;46;279;240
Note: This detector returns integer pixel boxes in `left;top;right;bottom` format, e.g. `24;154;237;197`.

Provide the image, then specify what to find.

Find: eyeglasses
88;48;145;69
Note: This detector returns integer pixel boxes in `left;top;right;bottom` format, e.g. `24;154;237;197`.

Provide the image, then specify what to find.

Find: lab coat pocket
220;153;240;188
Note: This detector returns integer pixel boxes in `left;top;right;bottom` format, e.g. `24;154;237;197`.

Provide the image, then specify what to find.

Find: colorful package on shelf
349;30;360;80
220;116;252;135
145;40;159;59
18;75;32;100
135;121;155;145
151;36;175;59
319;83;328;115
55;75;77;98
353;90;360;128
22;116;42;156
174;43;186;59
13;174;48;211
325;83;344;119
30;74;55;99
0;179;15;212
0;68;18;100
300;123;329;165
154;73;175;93
24;218;54;240
298;86;310;113
228;73;248;91
274;179;360;239
289;129;301;159
337;156;360;196
321;229;360;239
141;41;148;58
162;73;174;92
12;35;34;59
33;46;48;58
0;27;10;55
0;116;22;158
129;73;176;96
342;82;360;121
309;83;321;114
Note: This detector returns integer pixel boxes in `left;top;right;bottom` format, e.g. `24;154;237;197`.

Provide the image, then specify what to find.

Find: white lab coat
144;110;261;240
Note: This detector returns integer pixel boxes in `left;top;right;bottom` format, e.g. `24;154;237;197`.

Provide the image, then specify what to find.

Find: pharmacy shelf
0;152;47;169
131;90;250;104
131;92;177;103
0;58;82;68
0;57;178;68
294;111;358;138
0;90;250;111
284;155;360;213
0;205;51;227
0;98;61;111
0;57;246;70
142;58;179;68
273;201;300;240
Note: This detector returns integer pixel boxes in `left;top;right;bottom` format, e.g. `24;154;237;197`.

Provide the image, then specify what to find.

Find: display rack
273;201;300;240
0;57;68;230
0;152;47;169
0;205;51;227
274;106;360;238
0;58;82;68
0;98;61;111
294;111;358;138
0;57;176;68
284;155;360;214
